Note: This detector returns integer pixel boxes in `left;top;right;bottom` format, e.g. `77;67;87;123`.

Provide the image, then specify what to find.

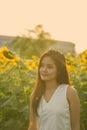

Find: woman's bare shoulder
67;85;77;94
67;86;79;101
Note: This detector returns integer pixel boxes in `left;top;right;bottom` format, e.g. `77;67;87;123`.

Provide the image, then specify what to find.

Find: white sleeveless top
37;84;71;130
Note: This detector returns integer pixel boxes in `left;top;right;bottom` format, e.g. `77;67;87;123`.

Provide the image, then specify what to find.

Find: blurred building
0;35;76;55
0;35;15;47
50;40;76;55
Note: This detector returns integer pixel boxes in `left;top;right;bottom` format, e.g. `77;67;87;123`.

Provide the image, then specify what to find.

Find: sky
0;0;87;53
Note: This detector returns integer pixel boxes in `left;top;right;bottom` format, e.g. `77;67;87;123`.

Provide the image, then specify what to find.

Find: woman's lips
41;73;49;76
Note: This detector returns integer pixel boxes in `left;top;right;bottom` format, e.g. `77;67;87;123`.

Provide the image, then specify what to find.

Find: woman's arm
67;86;80;130
28;94;38;130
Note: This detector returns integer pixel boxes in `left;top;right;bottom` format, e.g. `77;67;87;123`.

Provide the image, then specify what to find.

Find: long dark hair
32;49;70;116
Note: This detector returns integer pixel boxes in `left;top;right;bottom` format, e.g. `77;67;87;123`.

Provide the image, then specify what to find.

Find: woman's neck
45;81;58;91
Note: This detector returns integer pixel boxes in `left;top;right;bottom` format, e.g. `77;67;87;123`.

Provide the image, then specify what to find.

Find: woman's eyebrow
41;62;54;65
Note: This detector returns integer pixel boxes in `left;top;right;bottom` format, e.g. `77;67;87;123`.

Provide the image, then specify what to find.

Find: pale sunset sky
0;0;87;53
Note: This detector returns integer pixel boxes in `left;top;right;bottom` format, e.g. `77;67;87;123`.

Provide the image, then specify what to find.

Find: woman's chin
41;77;49;81
41;78;47;81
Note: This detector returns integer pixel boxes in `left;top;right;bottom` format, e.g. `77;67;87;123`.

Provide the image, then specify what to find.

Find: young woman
28;49;80;130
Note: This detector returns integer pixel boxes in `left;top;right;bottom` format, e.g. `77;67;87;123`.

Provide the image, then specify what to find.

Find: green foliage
0;60;36;130
66;51;87;130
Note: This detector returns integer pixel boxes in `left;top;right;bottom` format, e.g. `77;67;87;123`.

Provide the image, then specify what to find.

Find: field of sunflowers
0;46;87;130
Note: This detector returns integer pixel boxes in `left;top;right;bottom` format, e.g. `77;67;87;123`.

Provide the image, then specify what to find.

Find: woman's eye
40;63;54;69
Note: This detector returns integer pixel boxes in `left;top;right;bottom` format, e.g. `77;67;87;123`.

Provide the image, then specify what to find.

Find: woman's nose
42;66;47;71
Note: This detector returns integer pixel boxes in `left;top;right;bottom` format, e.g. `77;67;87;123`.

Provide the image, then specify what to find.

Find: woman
28;49;80;130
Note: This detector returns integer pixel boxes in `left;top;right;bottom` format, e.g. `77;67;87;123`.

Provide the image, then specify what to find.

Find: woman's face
39;56;58;82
